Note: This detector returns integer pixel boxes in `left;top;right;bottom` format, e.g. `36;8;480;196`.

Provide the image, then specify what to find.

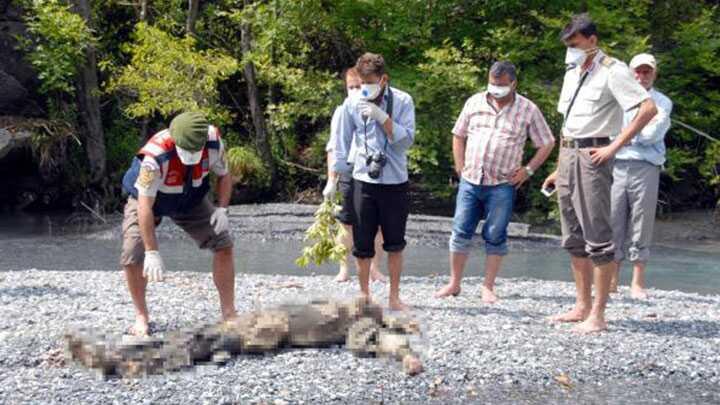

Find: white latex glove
322;178;337;201
210;207;229;234
143;250;165;282
358;101;389;124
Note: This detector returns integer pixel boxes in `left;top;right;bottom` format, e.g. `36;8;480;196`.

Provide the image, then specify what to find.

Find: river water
1;212;718;295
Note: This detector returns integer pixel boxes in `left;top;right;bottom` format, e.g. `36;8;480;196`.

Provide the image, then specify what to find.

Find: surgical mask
565;47;597;66
359;82;382;101
176;146;203;165
487;84;512;99
348;88;362;101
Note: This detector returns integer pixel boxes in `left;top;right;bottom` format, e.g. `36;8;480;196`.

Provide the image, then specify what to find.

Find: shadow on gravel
615;319;720;338
0;285;88;299
502;294;576;305
412;304;542;319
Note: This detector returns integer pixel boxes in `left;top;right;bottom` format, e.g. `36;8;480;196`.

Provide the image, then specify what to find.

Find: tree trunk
140;0;148;21
139;0;149;141
186;0;200;35
241;0;276;184
70;0;106;185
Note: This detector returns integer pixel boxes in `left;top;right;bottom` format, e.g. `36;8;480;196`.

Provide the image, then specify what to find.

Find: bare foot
402;355;424;375
571;316;607;334
389;298;409;311
370;270;387;283
548;308;590;323
223;310;238;322
609;274;619;293
480;286;498;304
630;286;648;300
334;267;350;283
434;283;461;298
126;317;150;337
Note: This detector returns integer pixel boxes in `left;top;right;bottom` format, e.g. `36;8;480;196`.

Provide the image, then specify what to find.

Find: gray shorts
556;146;614;265
120;197;234;266
611;160;660;263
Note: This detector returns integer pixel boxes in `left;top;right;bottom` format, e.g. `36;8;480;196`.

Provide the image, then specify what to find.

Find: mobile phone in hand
541;185;556;197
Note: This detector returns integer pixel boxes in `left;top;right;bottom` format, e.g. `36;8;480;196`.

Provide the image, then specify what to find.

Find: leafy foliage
12;0;720;216
19;0;95;95
226;145;270;187
295;195;348;268
107;23;238;123
408;42;481;195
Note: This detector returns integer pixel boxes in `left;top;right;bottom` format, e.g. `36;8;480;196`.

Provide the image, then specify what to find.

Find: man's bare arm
216;174;233;207
137;196;158;251
452;136;466;176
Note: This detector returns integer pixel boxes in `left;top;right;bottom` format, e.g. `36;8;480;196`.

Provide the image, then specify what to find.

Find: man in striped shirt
435;61;556;303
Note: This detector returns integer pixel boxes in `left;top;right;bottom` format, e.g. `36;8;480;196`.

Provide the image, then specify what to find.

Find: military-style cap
169;112;208;165
630;53;657;70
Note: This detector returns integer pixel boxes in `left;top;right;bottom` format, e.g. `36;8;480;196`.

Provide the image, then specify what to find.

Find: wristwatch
524;165;534;177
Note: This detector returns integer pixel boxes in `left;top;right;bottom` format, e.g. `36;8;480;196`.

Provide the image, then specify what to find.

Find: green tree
107;22;239;123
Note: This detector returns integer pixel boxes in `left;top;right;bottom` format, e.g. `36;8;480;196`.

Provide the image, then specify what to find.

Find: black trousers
352;180;410;258
335;173;355;225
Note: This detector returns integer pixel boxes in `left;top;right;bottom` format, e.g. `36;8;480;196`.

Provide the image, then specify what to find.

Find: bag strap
564;70;590;122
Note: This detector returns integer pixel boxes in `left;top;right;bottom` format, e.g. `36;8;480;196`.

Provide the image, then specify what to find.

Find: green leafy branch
295;195;348;268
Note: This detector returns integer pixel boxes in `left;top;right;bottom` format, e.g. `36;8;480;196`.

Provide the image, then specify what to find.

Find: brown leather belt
561;137;610;149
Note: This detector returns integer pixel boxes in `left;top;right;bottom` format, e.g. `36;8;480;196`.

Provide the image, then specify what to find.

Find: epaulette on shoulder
600;56;616;67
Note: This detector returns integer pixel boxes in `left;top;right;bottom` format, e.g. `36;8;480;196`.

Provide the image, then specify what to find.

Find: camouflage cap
169;112;209;152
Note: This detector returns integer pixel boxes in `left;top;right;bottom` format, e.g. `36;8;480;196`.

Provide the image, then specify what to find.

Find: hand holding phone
541;170;558;198
541;185;556;197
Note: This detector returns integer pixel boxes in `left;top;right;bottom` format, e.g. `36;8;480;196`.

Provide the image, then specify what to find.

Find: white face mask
565;47;597;66
348;88;363;101
176;146;203;165
487;83;512;99
359;83;382;101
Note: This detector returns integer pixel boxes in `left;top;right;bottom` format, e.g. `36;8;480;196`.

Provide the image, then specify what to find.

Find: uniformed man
610;53;673;299
120;112;237;336
542;14;658;333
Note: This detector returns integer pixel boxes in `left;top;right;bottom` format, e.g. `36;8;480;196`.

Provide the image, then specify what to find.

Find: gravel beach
1;203;719;404
1;270;719;404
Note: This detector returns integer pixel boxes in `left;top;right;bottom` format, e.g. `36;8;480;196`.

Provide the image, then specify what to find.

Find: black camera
366;151;387;179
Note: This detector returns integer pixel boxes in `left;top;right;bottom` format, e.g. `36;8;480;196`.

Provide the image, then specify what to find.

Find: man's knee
353;246;375;259
382;240;406;253
482;222;507;244
449;232;473;254
564;245;588;258
121;237;145;267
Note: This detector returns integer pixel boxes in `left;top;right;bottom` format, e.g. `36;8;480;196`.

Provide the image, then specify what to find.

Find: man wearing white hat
610;53;673;299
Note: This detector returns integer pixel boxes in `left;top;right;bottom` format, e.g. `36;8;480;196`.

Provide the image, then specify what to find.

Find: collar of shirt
480;91;516;115
573;49;605;76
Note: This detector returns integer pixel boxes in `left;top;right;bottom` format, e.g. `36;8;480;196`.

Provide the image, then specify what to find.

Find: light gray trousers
611;159;660;263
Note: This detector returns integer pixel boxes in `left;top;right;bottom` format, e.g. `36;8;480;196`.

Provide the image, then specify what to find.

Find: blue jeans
449;179;515;256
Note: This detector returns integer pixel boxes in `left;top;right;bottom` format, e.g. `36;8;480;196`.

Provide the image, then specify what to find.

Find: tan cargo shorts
556;146;614;265
120;197;234;266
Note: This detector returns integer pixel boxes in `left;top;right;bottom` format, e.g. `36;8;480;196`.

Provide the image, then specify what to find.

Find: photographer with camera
330;52;416;311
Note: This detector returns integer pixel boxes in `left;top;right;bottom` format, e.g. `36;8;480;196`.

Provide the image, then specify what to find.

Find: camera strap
363;86;393;156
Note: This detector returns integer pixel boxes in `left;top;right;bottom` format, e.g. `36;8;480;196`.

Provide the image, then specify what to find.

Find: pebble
1;246;719;403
